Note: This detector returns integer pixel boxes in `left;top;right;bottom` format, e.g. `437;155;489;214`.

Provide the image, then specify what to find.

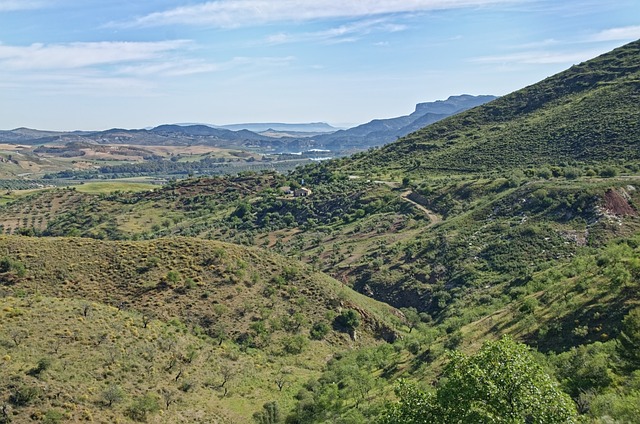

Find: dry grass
0;235;401;421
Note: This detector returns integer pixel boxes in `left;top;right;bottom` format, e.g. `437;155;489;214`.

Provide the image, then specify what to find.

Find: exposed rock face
604;188;637;217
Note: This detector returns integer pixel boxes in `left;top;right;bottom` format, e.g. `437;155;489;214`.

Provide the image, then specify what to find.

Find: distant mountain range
310;95;497;151
0;95;496;153
218;122;339;133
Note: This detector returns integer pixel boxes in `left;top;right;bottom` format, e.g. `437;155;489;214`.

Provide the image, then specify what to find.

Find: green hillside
0;236;400;423
1;41;640;423
346;39;640;175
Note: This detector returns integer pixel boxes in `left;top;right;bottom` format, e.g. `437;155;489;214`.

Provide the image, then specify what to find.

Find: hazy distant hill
0;97;494;154
0;124;286;151
314;95;497;151
218;122;339;133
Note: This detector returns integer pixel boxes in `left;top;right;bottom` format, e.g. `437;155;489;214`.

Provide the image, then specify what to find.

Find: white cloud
475;26;640;67
118;0;516;28
0;69;155;96
265;18;407;45
117;55;293;77
471;48;607;65
0;0;47;11
591;25;640;42
0;40;192;70
0;37;296;97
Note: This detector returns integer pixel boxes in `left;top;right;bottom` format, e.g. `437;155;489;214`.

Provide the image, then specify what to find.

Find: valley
0;40;639;423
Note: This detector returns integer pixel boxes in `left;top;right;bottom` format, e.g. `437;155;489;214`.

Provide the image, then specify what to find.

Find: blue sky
1;0;639;131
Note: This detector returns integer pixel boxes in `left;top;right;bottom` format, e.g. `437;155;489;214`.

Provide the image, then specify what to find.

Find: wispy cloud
0;40;192;70
0;0;47;12
591;25;640;42
265;18;406;45
0;69;156;96
116;0;517;28
474;25;640;67
0;38;297;96
118;55;294;77
471;48;611;65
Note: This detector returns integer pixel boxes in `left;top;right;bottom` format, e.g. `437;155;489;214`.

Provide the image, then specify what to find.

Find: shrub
282;335;308;355
333;309;361;333
9;385;40;406
43;409;64;424
536;168;553;179
166;271;180;284
0;257;26;278
126;393;160;422
519;297;539;314
563;167;582;180
27;358;52;377
310;322;330;340
599;166;618;178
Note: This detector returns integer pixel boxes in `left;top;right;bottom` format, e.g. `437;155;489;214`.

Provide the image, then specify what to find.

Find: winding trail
400;190;442;227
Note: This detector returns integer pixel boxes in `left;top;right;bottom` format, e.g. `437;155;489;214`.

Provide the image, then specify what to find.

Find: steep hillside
0;236;398;343
346;39;640;174
1;296;254;423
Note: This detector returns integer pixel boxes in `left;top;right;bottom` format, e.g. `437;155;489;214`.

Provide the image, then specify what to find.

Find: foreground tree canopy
380;336;578;424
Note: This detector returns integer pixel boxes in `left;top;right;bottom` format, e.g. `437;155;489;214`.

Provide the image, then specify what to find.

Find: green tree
0;257;26;277
102;385;125;407
379;380;440;424
599;166;618;178
618;307;640;368
232;201;252;219
334;309;361;334
438;337;577;423
380;337;577;424
401;307;421;333
253;401;281;424
26;357;52;377
552;342;614;398
282;334;308;355
310;321;330;340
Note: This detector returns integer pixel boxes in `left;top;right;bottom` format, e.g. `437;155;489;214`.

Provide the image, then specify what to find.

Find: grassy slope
2;296;248;423
2;168;639;321
0;236;398;341
0;236;401;422
345;39;640;175
273;231;640;423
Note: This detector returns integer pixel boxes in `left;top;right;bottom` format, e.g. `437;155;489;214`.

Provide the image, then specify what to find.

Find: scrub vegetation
1;39;640;423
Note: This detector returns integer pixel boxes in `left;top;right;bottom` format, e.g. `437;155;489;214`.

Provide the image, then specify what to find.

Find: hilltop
0;236;398;343
345;39;640;175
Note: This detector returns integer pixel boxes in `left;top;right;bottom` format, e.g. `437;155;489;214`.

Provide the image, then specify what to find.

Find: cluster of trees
380;337;577;424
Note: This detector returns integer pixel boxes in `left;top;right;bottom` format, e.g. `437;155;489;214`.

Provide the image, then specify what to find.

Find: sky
1;0;639;131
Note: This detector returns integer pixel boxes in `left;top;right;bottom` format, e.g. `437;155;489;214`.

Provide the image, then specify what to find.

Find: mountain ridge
345;40;640;174
312;94;497;151
0;95;496;154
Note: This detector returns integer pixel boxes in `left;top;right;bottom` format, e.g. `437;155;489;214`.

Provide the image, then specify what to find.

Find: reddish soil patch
604;189;637;216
